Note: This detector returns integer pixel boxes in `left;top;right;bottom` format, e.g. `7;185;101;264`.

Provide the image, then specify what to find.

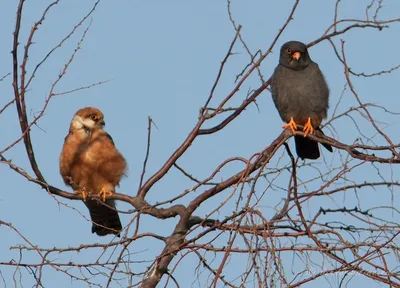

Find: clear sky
1;1;400;287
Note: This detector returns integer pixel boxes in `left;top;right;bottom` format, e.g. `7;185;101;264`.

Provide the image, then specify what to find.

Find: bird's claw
283;117;298;135
78;187;88;202
303;117;314;137
100;187;113;202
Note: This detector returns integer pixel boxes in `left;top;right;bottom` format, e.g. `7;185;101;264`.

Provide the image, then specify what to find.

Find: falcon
271;41;333;159
59;107;127;236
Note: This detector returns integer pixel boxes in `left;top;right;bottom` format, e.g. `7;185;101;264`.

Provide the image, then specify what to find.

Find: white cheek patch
71;115;96;129
71;116;83;129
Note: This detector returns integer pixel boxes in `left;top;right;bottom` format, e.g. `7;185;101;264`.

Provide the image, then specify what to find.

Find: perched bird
59;107;127;236
271;41;333;159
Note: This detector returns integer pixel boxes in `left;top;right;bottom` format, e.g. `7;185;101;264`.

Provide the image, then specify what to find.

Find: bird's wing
86;129;127;189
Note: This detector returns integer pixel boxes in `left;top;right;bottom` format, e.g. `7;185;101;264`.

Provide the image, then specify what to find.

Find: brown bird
59;107;127;236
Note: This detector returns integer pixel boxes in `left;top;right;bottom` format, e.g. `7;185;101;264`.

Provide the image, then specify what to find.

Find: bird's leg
77;187;88;202
282;117;298;135
99;187;113;202
303;117;314;137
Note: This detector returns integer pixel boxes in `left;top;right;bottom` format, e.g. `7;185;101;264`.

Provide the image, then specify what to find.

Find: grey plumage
271;41;333;159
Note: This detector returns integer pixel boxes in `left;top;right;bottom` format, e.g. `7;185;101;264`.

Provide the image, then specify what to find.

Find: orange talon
78;188;88;202
303;117;314;137
100;187;113;202
282;117;298;135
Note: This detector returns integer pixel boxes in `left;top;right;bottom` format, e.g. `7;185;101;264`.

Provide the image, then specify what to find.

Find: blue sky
1;1;400;287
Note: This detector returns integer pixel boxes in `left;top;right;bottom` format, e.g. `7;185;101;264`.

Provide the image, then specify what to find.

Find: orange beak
292;51;301;60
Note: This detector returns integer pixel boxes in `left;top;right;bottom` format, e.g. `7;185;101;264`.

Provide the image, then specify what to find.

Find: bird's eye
286;48;292;54
89;114;97;121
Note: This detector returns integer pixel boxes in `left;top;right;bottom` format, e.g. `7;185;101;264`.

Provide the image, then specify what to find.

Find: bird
59;107;127;236
271;41;333;160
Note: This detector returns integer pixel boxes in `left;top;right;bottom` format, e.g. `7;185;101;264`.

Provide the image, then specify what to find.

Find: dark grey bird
271;41;333;159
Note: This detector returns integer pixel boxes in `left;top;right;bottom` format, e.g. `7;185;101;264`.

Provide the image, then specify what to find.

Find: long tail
294;135;320;159
294;128;333;160
85;200;122;236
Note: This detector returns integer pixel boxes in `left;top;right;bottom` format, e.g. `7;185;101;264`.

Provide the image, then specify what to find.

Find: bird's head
70;107;105;131
279;41;311;70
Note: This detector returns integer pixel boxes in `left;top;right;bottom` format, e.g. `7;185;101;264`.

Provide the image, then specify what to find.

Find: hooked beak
292;51;301;61
100;120;105;126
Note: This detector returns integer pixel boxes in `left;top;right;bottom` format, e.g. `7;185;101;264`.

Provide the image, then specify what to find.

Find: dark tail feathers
85;200;122;236
294;129;332;160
